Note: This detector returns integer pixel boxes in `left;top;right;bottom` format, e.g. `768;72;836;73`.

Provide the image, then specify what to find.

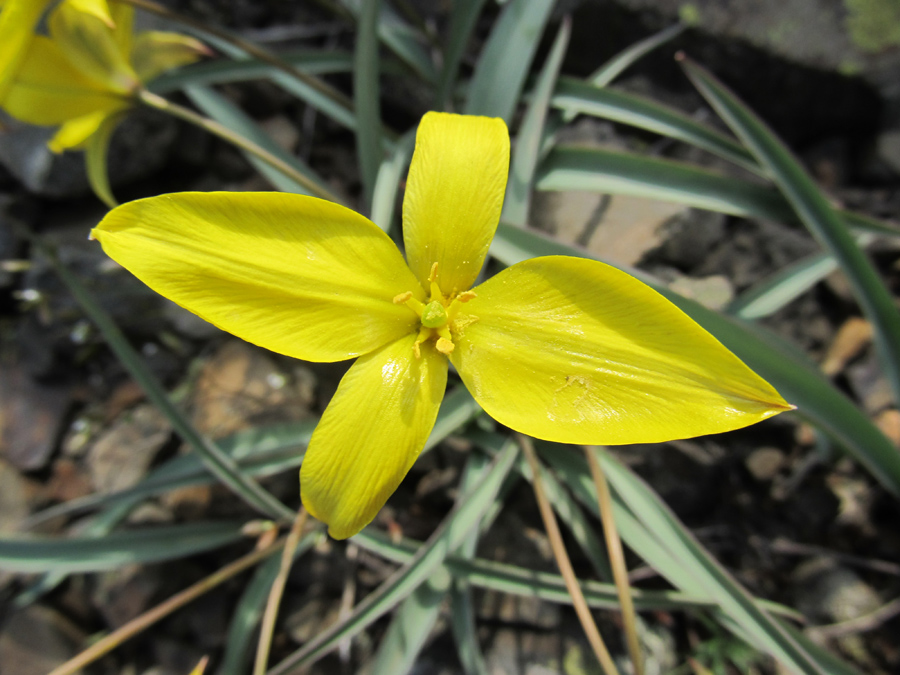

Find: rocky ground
1;1;900;674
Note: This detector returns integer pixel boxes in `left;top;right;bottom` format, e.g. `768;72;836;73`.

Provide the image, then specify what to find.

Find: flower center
393;262;477;358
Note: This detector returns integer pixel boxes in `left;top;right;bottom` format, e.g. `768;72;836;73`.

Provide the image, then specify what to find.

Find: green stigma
421;300;448;328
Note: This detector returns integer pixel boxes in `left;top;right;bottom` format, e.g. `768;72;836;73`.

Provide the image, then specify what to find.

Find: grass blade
552;77;759;173
371;129;415;233
183;84;334;198
356;522;801;616
370;568;451;675
463;0;555;124
595;450;828;674
727;233;876;319
0;522;247;573
436;0;489;110
149;50;355;93
355;0;384;209
503;16;571;228
536;146;900;238
587;23;685;89
682;57;900;405
340;0;437;83
266;439;519;674
448;452;493;675
490;224;900;496
125;0;356;128
30;235;294;522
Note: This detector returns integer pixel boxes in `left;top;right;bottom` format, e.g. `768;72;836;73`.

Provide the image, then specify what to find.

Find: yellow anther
456;291;476;303
428;262;439;283
435;337;455;355
413;341;422;359
393;291;413;304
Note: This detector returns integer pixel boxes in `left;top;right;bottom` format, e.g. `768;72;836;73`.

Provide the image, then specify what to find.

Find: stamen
428;262;439;283
393;291;413;304
435;337;455;355
457;291;477;303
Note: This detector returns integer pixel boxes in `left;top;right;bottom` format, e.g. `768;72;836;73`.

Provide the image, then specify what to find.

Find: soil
1;2;899;674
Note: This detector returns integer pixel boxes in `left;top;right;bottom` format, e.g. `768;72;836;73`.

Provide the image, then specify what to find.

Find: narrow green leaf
219;531;321;675
552;77;760;174
371;128;416;233
149;50;355;93
30;236;294;521
29;389;477;529
15;498;139;607
436;0;489;110
449;452;493;675
464;0;555;123
183;84;333;198
503;17;571;228
355;0;384;209
595;448;828;674
500;435;612;580
537;145;794;219
490;224;900;496
371;568;452;675
0;522;247;573
682;57;900;405
727;233;876;319
175;25;358;131
340;0;437;83
84;112;124;208
588;23;685;89
536;146;900;239
267;440;519;675
356;526;795;616
26;421;317;529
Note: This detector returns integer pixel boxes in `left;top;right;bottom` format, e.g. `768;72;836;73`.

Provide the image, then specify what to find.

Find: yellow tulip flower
0;0;62;104
1;0;205;154
91;112;791;539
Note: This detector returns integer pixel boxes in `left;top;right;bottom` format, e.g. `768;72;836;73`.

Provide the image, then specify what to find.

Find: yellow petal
402;111;509;296
3;36;124;125
49;108;118;152
131;31;209;82
451;256;792;444
91;192;424;362
85;110;125;206
301;334;448;539
49;0;138;92
0;0;54;103
63;0;115;27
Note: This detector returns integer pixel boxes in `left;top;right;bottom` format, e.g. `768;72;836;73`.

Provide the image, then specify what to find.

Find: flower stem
47;532;289;675
518;435;622;675
254;508;310;675
586;446;644;675
116;0;353;112
137;89;340;203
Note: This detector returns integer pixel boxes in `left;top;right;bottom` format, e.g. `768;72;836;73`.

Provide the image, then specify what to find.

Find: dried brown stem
48;533;288;675
254;508;310;675
586;446;644;675
519;435;621;675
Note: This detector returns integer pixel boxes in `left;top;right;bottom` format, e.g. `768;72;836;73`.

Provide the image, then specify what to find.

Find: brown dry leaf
87;404;171;493
189;340;313;438
821;317;872;376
